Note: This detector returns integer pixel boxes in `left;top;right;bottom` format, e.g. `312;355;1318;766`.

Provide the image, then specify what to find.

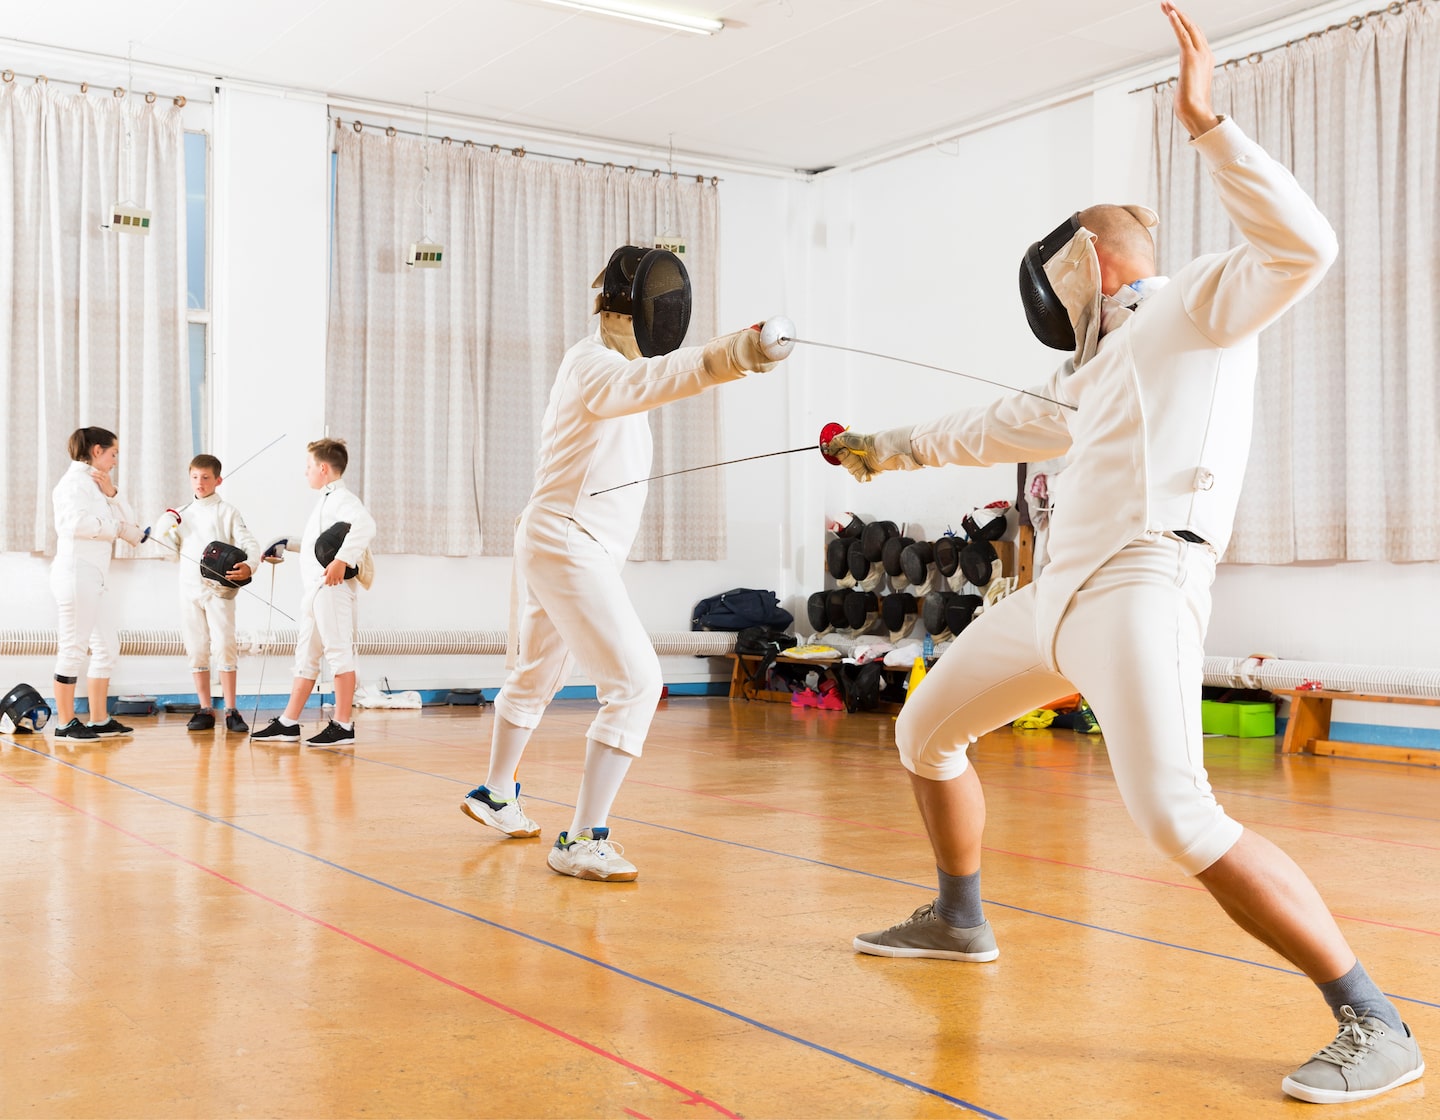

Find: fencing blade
589;444;815;496
780;336;1077;412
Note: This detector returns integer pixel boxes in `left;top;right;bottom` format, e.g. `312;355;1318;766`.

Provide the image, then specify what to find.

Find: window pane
188;322;207;453
185;131;207;310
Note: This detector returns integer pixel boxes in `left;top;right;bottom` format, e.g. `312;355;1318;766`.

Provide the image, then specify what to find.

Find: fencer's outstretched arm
826;372;1075;482
579;323;787;419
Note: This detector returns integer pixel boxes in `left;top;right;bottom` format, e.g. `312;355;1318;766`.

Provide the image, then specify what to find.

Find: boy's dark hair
67;426;117;463
307;438;348;476
190;454;223;476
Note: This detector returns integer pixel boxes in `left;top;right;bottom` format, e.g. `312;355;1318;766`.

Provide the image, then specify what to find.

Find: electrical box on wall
407;242;444;269
654;237;686;257
103;203;152;234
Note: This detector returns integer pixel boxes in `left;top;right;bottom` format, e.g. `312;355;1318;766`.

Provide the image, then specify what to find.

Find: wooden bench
1274;688;1440;767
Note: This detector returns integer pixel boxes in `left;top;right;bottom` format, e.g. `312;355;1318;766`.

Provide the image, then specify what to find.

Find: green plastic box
1201;699;1276;737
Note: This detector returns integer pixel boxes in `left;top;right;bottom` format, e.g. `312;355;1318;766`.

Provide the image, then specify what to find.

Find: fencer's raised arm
825;373;1075;482
53;462;140;543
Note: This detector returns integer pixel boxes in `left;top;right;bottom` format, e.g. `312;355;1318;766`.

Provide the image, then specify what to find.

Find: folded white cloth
353;686;422;709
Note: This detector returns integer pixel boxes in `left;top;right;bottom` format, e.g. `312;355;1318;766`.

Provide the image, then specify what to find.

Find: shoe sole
225;725;248;734
461;800;540;838
547;860;639;882
307;738;355;748
251;732;300;743
852;937;1000;962
92;729;133;738
187;725;216;732
1281;1062;1425;1104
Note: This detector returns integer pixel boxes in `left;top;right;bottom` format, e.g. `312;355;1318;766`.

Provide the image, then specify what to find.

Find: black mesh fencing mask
1020;213;1081;351
315;522;359;579
597;246;692;357
200;541;252;588
1;682;51;733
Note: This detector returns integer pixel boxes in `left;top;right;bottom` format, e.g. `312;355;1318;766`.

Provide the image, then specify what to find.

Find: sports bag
691;587;793;631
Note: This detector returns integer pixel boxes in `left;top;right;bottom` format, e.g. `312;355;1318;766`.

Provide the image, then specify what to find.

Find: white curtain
1152;0;1440;562
326;128;724;560
0;83;190;553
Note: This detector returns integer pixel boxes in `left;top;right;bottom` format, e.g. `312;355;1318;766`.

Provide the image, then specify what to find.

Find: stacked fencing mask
200;541;252;589
900;541;935;590
806;591;830;633
843;589;881;631
315;522;359;580
1;682;51;733
881;592;918;639
959;504;1011;588
593;246;692;358
882;535;914;591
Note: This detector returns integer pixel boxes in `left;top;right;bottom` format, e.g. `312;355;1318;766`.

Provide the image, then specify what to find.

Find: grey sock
933;866;983;929
1318;961;1402;1032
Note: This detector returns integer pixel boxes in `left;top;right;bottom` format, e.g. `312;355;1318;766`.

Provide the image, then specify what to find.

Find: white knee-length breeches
50;557;118;679
494;512;662;757
292;581;359;677
180;586;238;672
896;536;1242;876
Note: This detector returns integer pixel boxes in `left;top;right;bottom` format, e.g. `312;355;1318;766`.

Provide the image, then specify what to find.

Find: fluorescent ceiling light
534;0;724;35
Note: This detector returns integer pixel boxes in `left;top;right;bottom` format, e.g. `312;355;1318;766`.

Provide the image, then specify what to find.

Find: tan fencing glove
822;427;921;482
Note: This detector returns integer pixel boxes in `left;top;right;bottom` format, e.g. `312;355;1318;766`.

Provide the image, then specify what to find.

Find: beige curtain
1152;0;1440;562
0;83;189;552
326;129;723;560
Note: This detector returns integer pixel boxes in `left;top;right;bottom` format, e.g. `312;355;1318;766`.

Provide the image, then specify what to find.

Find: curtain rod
1129;0;1426;94
0;64;192;107
331;115;722;185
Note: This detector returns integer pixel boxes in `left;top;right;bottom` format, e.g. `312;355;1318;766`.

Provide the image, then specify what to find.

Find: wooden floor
2;698;1436;1119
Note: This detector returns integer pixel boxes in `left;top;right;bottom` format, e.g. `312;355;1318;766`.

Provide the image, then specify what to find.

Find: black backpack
734;625;798;690
691;587;794;631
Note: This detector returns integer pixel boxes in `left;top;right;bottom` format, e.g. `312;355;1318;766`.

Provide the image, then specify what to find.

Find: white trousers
292;580;359;677
179;585;238;672
494;511;662;757
51;556;118;679
896;536;1242;876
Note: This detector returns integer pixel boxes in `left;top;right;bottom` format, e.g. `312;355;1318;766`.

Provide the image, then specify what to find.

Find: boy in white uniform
155;454;262;733
252;438;376;748
461;245;790;882
826;4;1422;1106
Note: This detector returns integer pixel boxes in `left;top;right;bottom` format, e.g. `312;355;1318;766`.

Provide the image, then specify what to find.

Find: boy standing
252;438;376;747
155;454;262;733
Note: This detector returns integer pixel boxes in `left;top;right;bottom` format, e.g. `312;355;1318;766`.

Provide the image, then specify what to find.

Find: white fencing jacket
52;461;136;573
170;494;262;600
890;119;1338;666
298;480;377;589
526;332;747;559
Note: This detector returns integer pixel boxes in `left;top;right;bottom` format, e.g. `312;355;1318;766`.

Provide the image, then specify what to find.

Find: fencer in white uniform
50;426;146;740
462;245;791;882
830;4;1422;1105
154;455;262;733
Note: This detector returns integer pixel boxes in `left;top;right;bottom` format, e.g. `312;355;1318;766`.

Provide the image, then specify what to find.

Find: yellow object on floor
1012;708;1057;730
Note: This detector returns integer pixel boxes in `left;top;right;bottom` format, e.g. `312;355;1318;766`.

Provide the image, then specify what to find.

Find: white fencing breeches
494;511;662;757
50;556;118;679
292;581;359;677
180;586;238;672
896;536;1242;876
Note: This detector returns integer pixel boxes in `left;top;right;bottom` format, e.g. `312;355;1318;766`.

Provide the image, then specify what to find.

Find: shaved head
1079;204;1158;292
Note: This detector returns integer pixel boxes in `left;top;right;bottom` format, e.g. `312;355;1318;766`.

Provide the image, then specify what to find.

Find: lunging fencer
154;454;262;735
462;245;791;882
49;426;147;741
826;4;1423;1105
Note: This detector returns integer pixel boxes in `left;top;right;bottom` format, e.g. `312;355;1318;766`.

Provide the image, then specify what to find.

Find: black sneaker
306;720;355;747
187;710;216;731
88;718;134;738
54;718;99;741
251;717;301;742
224;709;249;734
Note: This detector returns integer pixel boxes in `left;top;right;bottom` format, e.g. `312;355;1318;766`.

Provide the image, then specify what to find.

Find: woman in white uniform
50;426;146;740
461;245;789;882
826;4;1422;1106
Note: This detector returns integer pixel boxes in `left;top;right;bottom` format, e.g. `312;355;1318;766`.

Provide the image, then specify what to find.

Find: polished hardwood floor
2;697;1436;1118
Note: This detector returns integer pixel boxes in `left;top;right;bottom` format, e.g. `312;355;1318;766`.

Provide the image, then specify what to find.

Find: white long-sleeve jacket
52;461;138;572
298;480;376;589
526;332;747;559
166;493;262;599
890;119;1338;666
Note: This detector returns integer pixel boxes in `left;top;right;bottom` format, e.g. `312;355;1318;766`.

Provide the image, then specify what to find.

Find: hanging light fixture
406;93;443;269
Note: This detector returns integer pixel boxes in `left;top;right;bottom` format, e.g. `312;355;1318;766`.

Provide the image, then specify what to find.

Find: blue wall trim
1276;716;1440;752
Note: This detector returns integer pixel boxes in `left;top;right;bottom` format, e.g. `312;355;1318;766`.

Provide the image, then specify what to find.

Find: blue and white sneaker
546;827;638;881
461;785;540;838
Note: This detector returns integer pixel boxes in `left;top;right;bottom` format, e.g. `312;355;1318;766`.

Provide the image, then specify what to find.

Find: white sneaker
547;828;638;882
461;785;540;838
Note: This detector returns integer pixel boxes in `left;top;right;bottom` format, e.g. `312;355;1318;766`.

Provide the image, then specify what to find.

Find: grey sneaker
1282;1006;1424;1104
547;828;638;882
853;901;1000;961
461;785;540;838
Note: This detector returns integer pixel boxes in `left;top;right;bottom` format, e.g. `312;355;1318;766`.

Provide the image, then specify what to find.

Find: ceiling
6;0;1340;173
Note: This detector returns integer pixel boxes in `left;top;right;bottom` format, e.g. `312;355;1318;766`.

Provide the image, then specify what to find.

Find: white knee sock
568;738;633;839
484;717;532;802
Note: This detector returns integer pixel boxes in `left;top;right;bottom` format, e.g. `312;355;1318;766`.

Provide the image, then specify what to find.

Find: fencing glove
822;427;921;482
703;324;785;377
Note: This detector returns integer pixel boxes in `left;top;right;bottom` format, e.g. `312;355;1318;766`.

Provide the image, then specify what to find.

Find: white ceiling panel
3;0;1361;171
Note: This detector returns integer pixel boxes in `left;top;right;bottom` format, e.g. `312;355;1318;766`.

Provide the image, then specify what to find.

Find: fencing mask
315;522;359;580
200;541;252;588
592;246;692;358
1;682;51;733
